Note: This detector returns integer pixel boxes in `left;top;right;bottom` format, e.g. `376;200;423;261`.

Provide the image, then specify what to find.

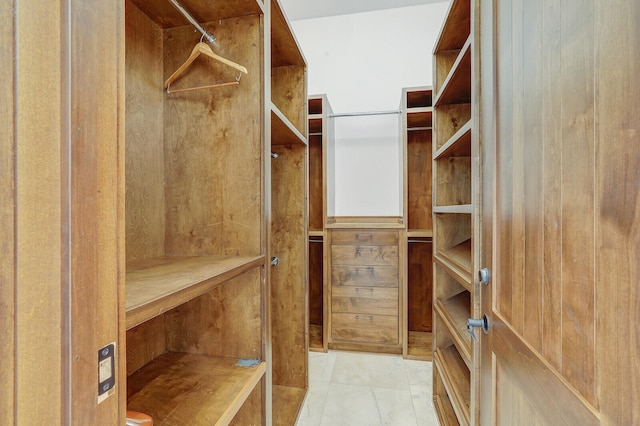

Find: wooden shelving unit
123;0;305;423
307;94;334;352
269;1;309;424
401;87;434;361
432;0;478;424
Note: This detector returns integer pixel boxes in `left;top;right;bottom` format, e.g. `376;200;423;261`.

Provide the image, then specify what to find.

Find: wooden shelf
406;331;433;361
126;255;264;330
127;352;266;426
434;37;472;107
435;292;472;366
433;0;470;52
434;346;471;426
326;218;404;229
434;120;472;160
433;204;473;214
407;229;433;238
308;230;324;238
434;238;472;280
271;104;307;146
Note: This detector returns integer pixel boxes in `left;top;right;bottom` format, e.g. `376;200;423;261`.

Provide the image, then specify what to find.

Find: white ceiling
279;0;447;21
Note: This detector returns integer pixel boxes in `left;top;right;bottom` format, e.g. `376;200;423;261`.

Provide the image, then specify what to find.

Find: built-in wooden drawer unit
331;313;399;344
329;228;402;351
332;286;399;316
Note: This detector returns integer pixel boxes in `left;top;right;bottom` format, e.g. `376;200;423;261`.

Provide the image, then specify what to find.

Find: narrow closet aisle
295;351;438;426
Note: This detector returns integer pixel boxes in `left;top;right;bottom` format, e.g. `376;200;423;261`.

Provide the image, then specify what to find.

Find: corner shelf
127;352;266;426
126;255;264;330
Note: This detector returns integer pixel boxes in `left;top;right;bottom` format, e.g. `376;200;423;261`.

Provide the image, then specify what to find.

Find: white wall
291;3;449;216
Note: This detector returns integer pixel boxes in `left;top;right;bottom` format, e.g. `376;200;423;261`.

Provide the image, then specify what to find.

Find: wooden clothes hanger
164;42;248;93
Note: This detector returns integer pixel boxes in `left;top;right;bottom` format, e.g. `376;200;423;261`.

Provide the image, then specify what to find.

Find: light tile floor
295;351;439;426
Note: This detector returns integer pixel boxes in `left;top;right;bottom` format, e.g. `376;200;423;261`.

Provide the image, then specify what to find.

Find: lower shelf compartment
406;330;433;361
309;323;325;352
273;385;307;426
434;346;470;426
434;393;459;426
127;352;266;426
435;291;472;366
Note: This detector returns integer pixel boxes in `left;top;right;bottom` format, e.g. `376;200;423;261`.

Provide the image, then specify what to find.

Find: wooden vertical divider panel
1;0;16;422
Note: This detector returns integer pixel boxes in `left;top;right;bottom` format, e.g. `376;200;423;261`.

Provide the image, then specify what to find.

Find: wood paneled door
478;0;640;424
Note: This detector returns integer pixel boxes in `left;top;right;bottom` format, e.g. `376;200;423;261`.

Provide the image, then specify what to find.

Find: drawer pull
355;315;374;321
355;288;374;293
354;247;374;256
355;233;374;239
355;266;375;274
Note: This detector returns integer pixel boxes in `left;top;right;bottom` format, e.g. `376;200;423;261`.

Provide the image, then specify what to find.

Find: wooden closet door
479;0;640;424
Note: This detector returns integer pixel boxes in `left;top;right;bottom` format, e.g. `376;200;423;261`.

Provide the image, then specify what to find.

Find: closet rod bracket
169;0;216;44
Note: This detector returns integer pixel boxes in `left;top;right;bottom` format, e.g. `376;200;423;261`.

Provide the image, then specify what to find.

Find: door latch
467;315;489;341
478;268;491;285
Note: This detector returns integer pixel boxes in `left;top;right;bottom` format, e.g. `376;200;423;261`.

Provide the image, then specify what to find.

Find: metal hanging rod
169;0;216;44
329;109;401;118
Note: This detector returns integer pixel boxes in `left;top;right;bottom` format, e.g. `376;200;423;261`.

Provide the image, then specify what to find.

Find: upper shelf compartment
271;0;305;68
129;0;264;28
407;89;433;109
433;0;470;53
434;38;471;107
271;0;307;138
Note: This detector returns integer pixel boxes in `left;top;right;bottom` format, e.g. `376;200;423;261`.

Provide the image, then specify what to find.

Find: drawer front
331;245;399;267
332;265;399;288
331;313;398;344
331;230;398;246
332;286;398;316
